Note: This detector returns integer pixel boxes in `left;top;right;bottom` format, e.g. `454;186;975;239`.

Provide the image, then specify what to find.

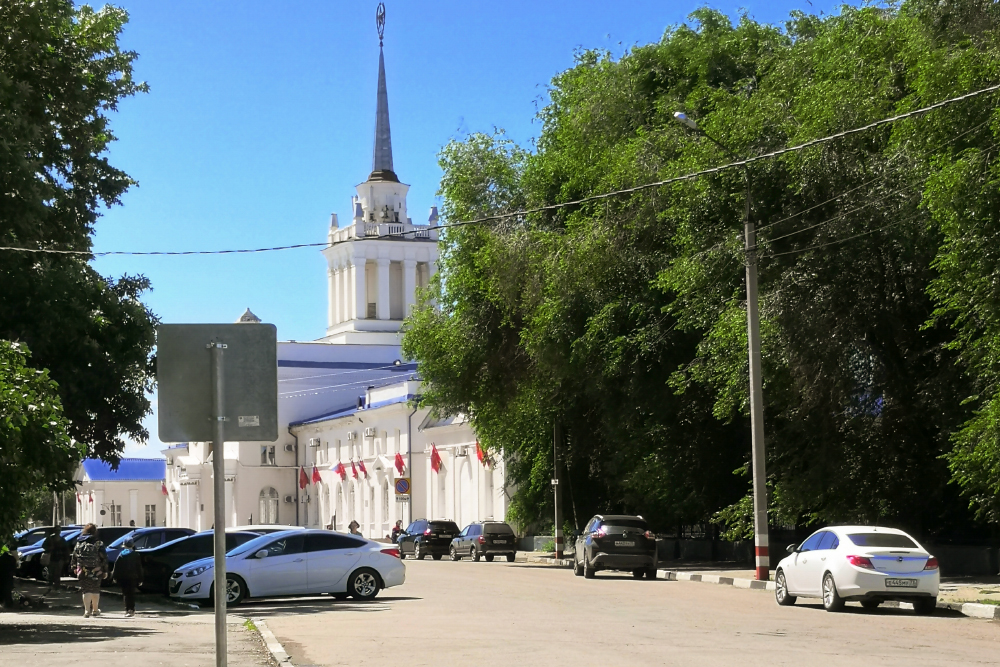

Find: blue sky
99;0;845;456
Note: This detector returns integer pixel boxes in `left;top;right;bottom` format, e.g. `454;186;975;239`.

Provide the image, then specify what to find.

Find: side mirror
255;550;269;559
786;544;798;555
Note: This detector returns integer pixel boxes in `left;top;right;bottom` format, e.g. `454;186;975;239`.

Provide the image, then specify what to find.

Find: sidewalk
0;579;270;667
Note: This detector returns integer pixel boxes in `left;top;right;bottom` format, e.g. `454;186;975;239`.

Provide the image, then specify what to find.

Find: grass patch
243;618;258;632
977;599;1000;606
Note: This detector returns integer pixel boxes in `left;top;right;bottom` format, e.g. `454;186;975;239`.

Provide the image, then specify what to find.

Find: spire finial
376;3;385;47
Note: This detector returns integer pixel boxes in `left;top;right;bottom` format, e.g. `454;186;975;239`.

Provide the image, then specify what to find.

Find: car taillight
924;556;939;570
381;548;400;558
423;528;432;535
846;555;875;569
594;529;606;539
644;530;653;540
477;536;485;544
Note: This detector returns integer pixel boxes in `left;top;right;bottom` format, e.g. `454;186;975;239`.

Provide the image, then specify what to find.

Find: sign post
157;324;278;667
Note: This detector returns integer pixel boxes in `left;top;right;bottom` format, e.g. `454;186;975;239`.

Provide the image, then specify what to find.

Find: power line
2;82;998;258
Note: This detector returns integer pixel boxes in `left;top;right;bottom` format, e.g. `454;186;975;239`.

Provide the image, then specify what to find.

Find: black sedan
139;530;261;593
397;519;460;560
573;515;657;579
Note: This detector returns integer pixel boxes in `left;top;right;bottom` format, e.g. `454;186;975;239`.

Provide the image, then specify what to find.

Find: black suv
450;522;518;562
397;519;460;560
574;514;657;579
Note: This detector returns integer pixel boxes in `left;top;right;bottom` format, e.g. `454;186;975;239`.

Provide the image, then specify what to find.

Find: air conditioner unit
346;431;356;441
308;438;321;448
364;427;377;438
283;443;295;453
283;495;294;504
457;447;468;457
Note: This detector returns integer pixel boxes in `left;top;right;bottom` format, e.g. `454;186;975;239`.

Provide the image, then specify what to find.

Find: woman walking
71;524;108;618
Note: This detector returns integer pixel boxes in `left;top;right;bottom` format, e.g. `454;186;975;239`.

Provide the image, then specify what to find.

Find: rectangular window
394;429;400;454
335;439;341;461
144;504;156;527
261;445;275;466
110;504;122;526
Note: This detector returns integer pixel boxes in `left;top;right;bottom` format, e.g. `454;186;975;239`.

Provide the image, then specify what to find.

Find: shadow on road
792;601;966;618
0;623;158;645
235;594;422;617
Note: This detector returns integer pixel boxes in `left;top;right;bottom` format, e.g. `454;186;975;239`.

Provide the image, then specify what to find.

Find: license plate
442;535;452;539
615;541;635;547
493;540;507;544
885;578;918;588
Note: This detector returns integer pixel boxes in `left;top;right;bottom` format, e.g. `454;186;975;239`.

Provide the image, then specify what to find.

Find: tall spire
369;3;398;182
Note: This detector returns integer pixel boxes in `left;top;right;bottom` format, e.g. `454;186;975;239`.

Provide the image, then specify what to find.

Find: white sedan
774;525;939;614
169;529;405;604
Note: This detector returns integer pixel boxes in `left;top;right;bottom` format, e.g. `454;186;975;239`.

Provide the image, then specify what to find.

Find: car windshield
847;533;918;548
227;532;284;557
108;531;139;549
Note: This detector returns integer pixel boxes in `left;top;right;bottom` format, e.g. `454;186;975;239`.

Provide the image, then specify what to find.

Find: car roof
232;525;305;533
595;514;646;522
823;525;912;536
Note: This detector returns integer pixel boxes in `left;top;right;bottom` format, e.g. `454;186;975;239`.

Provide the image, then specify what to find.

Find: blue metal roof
291;393;418;427
82;458;166;481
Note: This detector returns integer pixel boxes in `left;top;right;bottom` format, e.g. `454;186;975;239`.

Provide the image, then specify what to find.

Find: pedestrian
129;520;135;528
71;523;108;618
348;520;361;535
112;538;143;617
391;520;403;543
41;525;70;589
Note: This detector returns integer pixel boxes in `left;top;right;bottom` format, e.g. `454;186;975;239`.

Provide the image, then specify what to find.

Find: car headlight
186;565;211;577
183;582;202;594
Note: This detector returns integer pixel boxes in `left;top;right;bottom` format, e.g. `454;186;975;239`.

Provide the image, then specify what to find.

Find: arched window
259;487;279;524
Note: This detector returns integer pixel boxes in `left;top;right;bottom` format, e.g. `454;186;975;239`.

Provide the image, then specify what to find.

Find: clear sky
98;0;846;456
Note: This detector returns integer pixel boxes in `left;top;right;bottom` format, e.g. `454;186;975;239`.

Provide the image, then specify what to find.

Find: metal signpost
157;324;278;667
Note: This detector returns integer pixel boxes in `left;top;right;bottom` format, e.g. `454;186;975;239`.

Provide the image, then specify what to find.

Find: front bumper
169;572;213;600
590;552;656;571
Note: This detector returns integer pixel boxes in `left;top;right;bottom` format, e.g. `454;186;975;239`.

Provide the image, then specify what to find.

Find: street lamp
672;111;770;581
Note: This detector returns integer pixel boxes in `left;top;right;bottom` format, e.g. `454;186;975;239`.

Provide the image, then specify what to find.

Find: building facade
160;33;506;538
75;458;167;528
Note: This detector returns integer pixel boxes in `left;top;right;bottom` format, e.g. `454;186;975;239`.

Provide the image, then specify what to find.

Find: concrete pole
209;341;228;667
553;421;562;559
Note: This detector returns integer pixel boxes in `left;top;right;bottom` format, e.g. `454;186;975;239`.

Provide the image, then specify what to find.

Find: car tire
432;554;443;561
775;569;796;606
211;575;246;606
399;549;406;560
822;572;844;612
913;597;937;615
584;554;595;579
348;568;380;601
506;553;516;563
632;569;645;579
645;567;658;580
574;557;584;577
415;543;425;560
485;554;494;562
450;546;460;561
472;547;480;562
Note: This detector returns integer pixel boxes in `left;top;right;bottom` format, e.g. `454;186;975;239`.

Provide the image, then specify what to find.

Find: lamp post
673;112;770;581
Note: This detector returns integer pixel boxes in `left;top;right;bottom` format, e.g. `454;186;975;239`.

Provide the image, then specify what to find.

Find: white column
403;259;417;314
354;259;367;319
129;489;138;526
339;263;349;323
328;267;336;327
225;478;234;527
425;453;433;519
376;258;391;320
336;264;345;323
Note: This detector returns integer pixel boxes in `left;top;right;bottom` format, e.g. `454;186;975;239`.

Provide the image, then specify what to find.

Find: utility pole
552;421;562;559
673;111;770;580
210;341;228;667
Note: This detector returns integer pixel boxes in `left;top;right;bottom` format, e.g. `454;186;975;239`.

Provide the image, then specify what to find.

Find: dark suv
450;522;518;562
397;519;460;560
574;514;657;579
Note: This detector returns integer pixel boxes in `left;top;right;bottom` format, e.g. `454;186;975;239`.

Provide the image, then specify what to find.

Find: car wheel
485;554;494;562
472;547;480;562
632;568;645;579
432;554;443;561
822;572;844;612
399;549;406;560
573;557;584;577
415;542;425;560
584;554;595;579
506;553;516;563
450;546;460;561
211;576;246;606
860;599;881;610
348;568;380;601
775;569;796;606
913;597;937;615
645;567;658;580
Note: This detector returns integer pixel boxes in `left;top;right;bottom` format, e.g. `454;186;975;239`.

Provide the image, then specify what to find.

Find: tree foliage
0;0;156;468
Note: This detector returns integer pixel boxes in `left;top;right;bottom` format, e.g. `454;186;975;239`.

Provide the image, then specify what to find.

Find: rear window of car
429;521;459;533
600;519;648;531
847;533;918;548
484;523;514;535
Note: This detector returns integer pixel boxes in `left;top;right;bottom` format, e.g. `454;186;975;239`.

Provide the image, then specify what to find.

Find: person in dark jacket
42;526;70;588
112;538;143;617
71;524;108;618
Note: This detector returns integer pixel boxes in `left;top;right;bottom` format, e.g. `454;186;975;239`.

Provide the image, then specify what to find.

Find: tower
321;6;438;345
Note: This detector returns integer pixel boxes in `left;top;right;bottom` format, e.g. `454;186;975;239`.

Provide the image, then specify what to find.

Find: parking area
259;559;1000;667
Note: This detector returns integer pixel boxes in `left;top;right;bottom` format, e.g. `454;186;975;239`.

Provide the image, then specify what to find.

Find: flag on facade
394;452;405;475
311;466;322;484
350;460;358;478
332;462;347;480
76;492;81;504
430;444;442;473
88;491;93;503
299;466;309;489
357;459;368;478
161;481;168;496
476;441;486;466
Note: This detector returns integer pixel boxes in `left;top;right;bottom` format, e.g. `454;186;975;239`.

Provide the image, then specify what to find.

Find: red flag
299;467;309;489
357;459;368;478
76;492;81;504
88;492;93;504
394;453;405;475
476;441;484;464
430;444;442;473
311;465;322;484
350;460;358;479
161;482;168;496
333;462;347;480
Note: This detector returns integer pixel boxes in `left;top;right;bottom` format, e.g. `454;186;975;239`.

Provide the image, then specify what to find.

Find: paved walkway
0;580;269;667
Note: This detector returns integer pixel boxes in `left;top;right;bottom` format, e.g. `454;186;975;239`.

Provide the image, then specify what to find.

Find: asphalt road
253;559;1000;667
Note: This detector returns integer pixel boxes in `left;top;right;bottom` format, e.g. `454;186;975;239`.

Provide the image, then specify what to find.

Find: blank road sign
157;324;278;443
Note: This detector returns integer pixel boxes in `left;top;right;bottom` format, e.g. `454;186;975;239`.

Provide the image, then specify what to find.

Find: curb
524;555;574;568
661;569;1000;620
255;617;294;666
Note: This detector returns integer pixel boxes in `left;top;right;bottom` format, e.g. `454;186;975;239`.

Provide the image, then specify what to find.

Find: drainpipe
407;402;418;525
288;426;299;526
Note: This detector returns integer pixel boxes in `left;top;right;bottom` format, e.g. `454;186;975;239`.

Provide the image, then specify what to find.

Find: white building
75;458;167;528
161;34;507;538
